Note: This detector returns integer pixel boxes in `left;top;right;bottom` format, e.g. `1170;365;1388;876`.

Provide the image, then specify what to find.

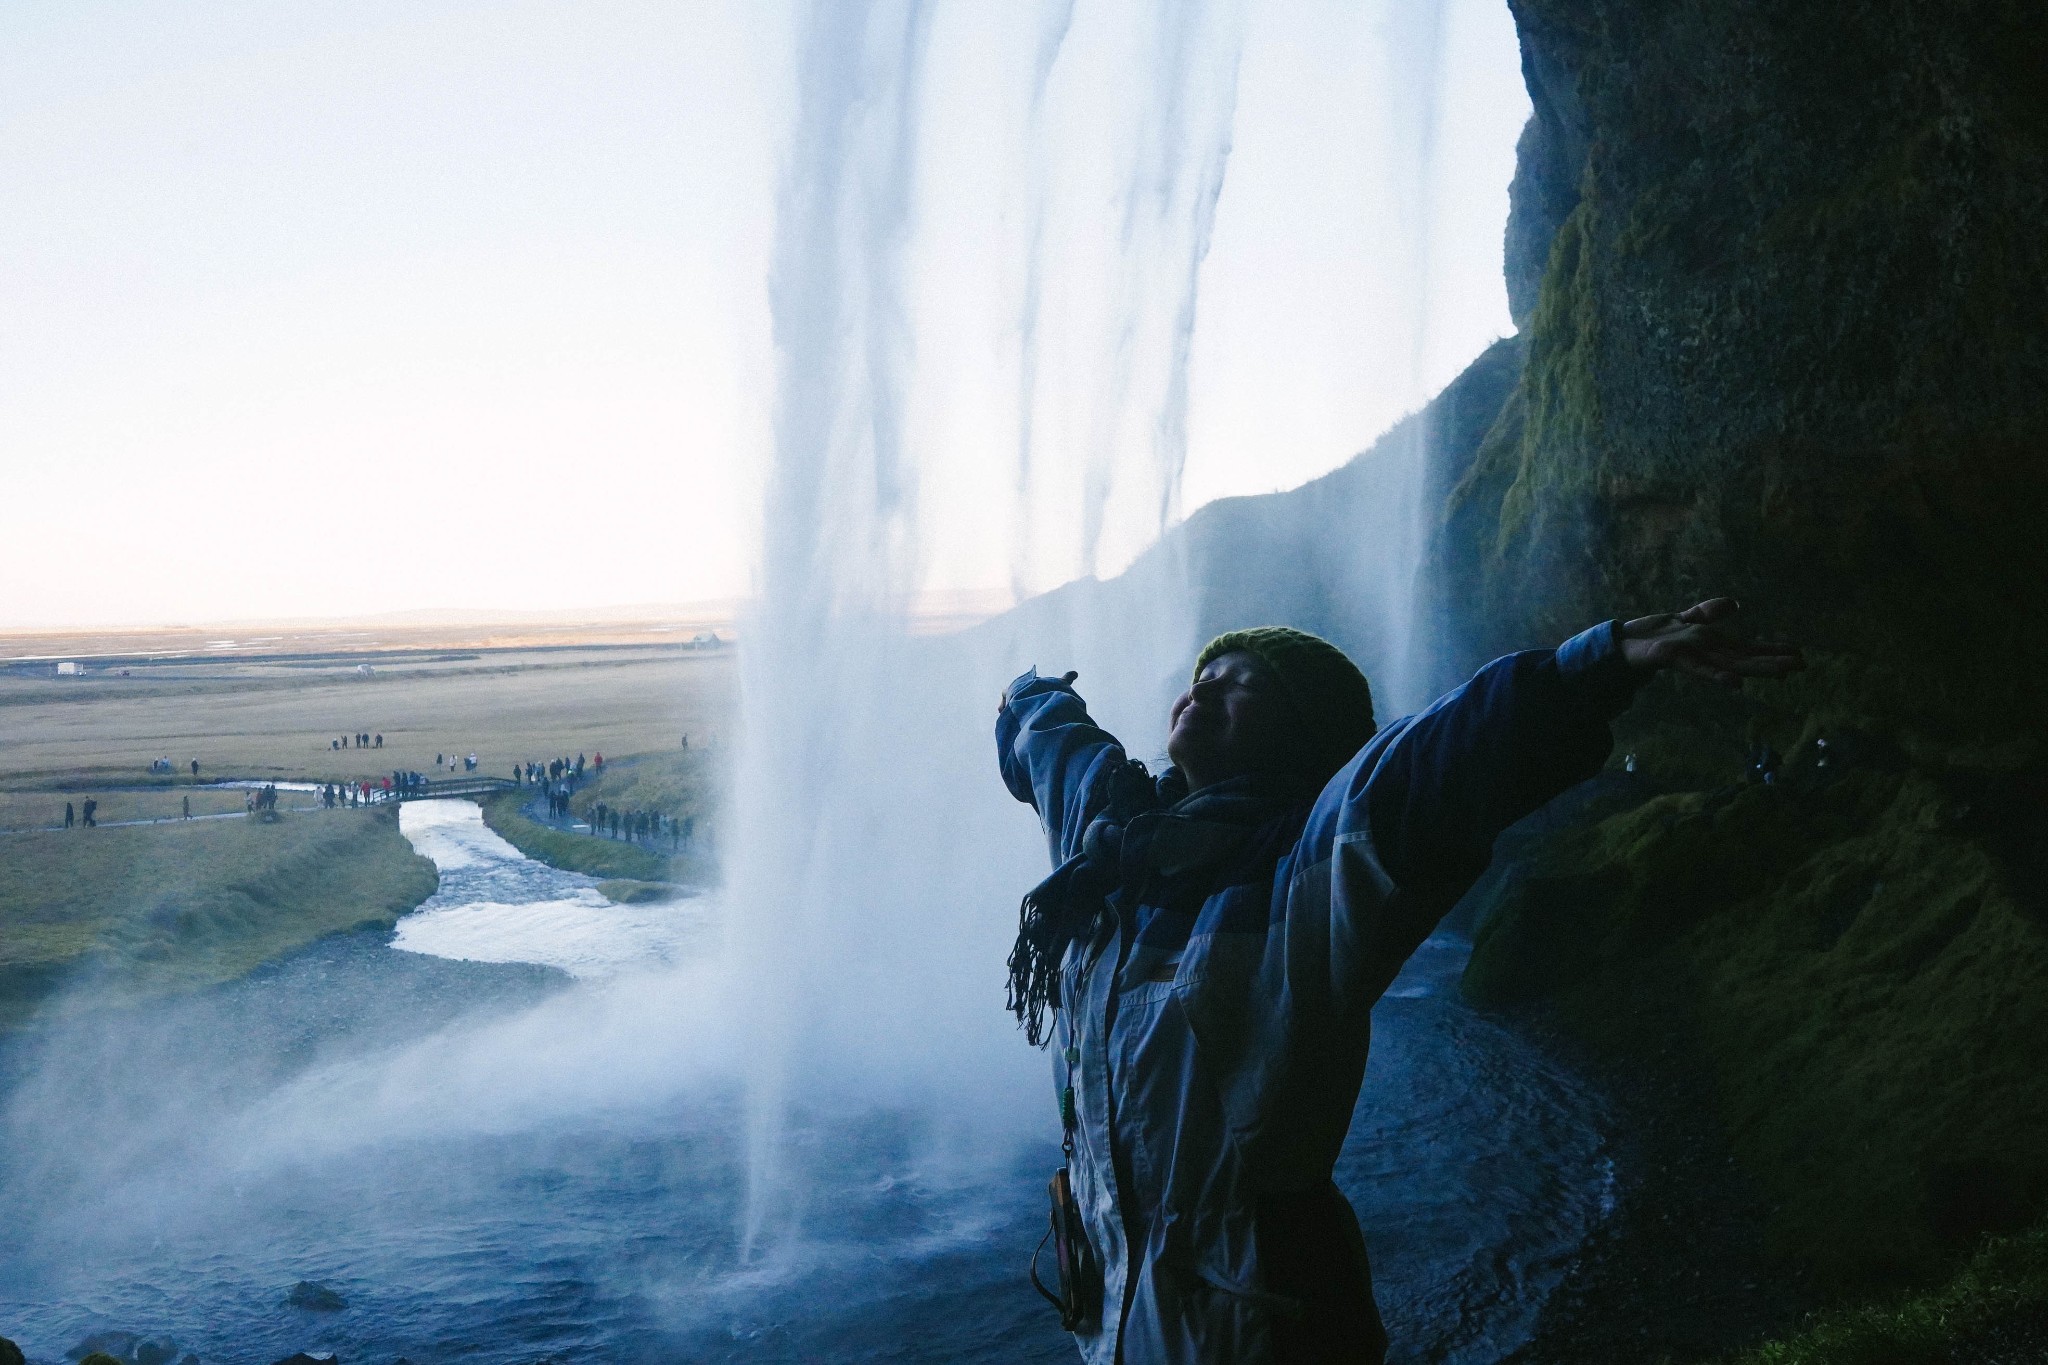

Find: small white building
54;660;82;676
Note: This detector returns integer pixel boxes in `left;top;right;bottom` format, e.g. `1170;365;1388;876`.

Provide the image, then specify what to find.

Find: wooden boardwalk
379;776;523;803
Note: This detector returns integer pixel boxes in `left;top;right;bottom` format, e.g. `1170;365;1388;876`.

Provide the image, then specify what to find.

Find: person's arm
1317;597;1802;899
1357;618;1639;900
995;668;1128;867
1287;599;1801;988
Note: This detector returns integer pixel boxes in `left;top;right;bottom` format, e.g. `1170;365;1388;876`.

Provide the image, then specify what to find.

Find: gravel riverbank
1500;1006;1818;1365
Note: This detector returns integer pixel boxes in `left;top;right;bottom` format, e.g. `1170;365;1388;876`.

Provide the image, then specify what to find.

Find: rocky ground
1503;1004;1816;1365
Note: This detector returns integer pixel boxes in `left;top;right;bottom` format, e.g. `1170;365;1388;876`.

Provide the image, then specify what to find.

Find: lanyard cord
1060;1046;1079;1159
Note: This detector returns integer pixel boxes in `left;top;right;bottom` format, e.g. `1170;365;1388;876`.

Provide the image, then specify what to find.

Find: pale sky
0;1;1528;629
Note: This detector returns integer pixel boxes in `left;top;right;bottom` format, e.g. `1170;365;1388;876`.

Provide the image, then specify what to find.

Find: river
0;799;1611;1364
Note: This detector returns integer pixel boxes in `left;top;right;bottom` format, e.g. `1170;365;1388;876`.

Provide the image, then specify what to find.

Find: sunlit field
0;634;735;1029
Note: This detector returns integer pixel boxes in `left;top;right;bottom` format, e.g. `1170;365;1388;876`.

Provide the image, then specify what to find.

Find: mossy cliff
1435;0;2048;1348
1430;0;2048;737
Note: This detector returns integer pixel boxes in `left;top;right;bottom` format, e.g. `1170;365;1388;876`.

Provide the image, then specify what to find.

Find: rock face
1434;0;2048;1310
1430;0;2048;743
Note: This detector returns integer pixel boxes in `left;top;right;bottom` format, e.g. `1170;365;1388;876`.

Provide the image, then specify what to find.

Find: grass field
0;807;438;1028
0;634;736;1027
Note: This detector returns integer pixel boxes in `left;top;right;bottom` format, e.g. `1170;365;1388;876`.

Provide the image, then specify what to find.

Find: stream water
0;799;1611;1363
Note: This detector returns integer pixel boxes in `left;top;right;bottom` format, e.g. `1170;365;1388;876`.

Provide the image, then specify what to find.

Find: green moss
595;878;683;904
1495;201;1603;565
1466;761;2048;1286
1725;1220;2048;1365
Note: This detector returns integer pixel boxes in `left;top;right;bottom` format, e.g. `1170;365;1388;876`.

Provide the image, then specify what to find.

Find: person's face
1165;650;1305;791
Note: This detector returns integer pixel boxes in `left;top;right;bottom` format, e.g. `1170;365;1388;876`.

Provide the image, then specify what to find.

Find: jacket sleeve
1285;619;1641;984
1350;617;1641;900
995;668;1129;867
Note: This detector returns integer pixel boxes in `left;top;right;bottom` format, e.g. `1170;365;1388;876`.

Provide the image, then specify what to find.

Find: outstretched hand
1619;598;1804;688
998;669;1079;715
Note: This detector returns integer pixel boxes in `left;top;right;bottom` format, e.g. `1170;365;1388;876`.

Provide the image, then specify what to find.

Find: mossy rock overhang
1425;0;2048;750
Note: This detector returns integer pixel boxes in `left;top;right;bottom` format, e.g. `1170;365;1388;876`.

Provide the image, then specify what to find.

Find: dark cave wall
1430;0;2048;743
1444;0;2048;1298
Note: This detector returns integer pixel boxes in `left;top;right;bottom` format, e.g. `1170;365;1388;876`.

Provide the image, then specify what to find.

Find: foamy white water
393;799;712;978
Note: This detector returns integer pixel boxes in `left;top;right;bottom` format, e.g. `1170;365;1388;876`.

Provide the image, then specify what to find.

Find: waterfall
730;0;1460;1260
730;0;1248;1260
729;0;936;1259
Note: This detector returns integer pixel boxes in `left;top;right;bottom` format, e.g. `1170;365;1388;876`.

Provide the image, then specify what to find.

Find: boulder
284;1281;346;1312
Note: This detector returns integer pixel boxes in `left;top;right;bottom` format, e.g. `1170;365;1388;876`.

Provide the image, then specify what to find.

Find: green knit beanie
1191;626;1377;782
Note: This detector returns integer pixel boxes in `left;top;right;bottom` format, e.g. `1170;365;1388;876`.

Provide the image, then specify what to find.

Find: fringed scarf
1005;762;1303;1047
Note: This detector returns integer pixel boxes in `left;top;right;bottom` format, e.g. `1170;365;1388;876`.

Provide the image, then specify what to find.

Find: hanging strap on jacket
1029;1055;1101;1332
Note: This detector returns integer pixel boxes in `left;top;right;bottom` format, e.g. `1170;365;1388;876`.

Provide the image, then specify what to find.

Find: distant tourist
81;798;97;827
64;801;74;829
374;733;383;748
182;795;191;819
190;758;200;778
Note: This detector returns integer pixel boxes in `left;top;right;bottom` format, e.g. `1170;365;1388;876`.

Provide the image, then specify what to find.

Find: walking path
0;775;518;835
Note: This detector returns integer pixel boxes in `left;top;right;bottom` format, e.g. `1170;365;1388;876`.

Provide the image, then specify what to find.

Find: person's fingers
1677;597;1740;626
1621;611;1679;638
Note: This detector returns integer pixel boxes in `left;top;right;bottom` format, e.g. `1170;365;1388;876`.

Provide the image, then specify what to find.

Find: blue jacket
995;621;1640;1364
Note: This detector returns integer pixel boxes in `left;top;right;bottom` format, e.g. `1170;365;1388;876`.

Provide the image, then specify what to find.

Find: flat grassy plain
0;632;735;1026
0;643;735;789
0;808;437;1028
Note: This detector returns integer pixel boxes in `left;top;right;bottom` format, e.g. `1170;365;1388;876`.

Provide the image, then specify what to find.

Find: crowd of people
510;751;692;850
518;753;600;786
332;733;383;750
318;771;435;807
586;803;693;850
